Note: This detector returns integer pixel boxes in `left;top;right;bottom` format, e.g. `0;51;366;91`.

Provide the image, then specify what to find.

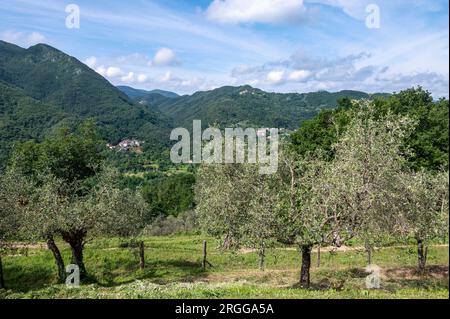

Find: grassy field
0;235;448;299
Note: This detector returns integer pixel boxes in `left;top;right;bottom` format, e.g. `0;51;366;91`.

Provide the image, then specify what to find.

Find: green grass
0;235;448;299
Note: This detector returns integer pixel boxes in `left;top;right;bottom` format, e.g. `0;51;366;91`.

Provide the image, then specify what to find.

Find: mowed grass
0;235;448;299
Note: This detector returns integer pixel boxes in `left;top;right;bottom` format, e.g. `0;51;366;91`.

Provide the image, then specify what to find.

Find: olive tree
283;104;416;287
326;104;415;264
0;172;34;288
396;169;449;273
196;162;283;269
25;175;69;283
24;168;147;280
195;163;252;250
10;122;148;281
240;164;285;270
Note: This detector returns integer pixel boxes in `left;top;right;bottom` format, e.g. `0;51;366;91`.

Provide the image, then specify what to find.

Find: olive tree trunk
62;230;87;280
46;236;66;283
365;241;372;265
259;247;266;271
317;246;321;268
0;255;5;289
417;239;428;274
300;245;312;288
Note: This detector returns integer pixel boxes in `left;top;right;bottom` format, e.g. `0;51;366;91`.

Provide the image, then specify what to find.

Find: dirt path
5;242;47;249
6;242;448;253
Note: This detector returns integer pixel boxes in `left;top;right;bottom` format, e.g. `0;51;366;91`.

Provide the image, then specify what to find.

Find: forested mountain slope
133;85;387;129
0;41;172;168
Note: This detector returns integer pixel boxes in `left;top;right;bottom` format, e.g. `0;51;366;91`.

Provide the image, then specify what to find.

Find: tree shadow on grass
3;263;55;293
137;259;209;283
382;265;449;291
95;259;209;288
3;256;209;293
289;265;449;292
293;267;369;291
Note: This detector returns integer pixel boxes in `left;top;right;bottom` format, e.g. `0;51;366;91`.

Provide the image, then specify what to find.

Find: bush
141;211;198;236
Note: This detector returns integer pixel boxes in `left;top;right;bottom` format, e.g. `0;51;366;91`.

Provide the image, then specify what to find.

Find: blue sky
0;0;448;97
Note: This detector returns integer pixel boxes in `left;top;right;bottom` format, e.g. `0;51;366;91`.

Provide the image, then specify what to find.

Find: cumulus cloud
150;48;180;67
95;66;106;77
267;70;285;84
88;59;126;79
94;66;123;77
232;52;373;84
84;56;97;69
161;71;174;82
121;72;135;82
0;30;47;47
137;74;148;83
288;69;312;82
205;0;306;24
105;66;124;77
27;31;46;45
231;51;449;97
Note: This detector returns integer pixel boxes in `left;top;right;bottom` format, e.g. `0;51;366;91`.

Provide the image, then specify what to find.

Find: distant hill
0;40;390;169
0;40;172;168
145;85;388;130
117;85;179;99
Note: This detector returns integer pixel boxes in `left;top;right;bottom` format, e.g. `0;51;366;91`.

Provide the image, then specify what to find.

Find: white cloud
306;0;370;20
84;56;97;69
288;69;312;82
27;31;46;44
0;30;47;47
94;65;123;78
205;0;306;24
161;71;173;82
267;70;285;84
105;66;124;77
150;48;180;67
95;66;107;77
121;72;135;82
137;74;148;83
231;51;449;97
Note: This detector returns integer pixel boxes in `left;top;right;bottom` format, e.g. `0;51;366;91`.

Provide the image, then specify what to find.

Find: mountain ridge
117;85;179;99
0;40;172;167
0;40;391;168
129;84;390;129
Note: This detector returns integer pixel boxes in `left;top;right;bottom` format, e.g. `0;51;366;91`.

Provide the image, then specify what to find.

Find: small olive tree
240;164;285;270
0;172;35;288
196;162;283;269
196;163;252;250
396;169;449;273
